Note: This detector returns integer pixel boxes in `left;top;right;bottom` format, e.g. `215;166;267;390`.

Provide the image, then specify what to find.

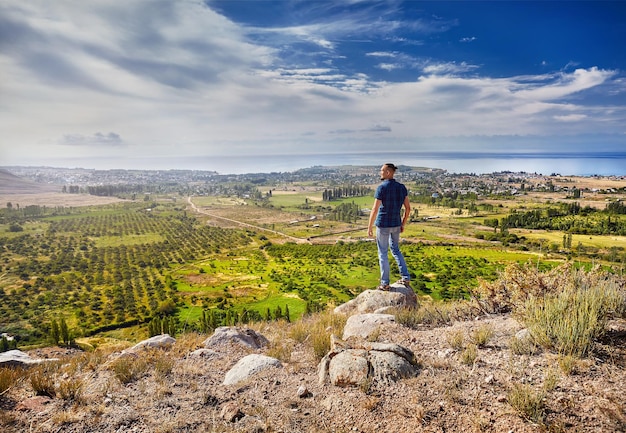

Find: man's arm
401;196;410;232
368;199;382;237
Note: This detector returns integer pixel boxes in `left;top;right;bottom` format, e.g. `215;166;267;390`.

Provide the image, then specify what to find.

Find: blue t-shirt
374;179;408;228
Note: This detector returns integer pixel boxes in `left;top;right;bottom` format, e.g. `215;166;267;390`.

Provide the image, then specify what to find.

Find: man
367;163;411;290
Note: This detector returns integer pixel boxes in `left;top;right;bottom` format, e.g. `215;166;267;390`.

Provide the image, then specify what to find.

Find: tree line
488;202;626;235
322;185;371;201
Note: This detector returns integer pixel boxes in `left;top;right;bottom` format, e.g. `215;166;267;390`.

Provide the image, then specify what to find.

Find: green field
2;173;626;347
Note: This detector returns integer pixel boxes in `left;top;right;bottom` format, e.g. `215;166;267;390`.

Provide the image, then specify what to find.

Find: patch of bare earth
1;314;625;432
0;192;124;207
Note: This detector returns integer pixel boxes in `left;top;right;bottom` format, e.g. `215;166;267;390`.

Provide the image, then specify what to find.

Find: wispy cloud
554;114;587;122
0;0;623;169
423;61;480;75
60;132;125;146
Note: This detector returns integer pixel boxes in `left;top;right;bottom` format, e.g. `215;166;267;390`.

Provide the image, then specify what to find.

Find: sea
182;152;626;177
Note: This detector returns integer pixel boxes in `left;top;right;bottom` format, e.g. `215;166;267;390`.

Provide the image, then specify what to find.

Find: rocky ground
1;311;625;433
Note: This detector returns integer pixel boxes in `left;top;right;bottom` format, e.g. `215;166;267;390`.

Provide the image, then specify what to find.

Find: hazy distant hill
0;169;57;194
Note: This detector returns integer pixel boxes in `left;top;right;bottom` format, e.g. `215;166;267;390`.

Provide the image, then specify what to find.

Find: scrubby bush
473;262;626;357
519;280;623;356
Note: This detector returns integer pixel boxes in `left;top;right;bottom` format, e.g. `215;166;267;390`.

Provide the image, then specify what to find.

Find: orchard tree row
492;203;626;235
0;202;256;344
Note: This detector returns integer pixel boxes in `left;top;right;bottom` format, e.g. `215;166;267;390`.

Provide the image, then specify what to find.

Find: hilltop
0;165;625;432
0;169;58;195
1;311;625;432
0;169;123;206
2;265;626;432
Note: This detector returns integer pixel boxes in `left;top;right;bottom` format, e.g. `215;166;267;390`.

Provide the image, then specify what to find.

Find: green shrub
475;262;625;357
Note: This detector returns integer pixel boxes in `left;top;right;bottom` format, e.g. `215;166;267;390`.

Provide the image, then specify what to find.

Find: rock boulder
334;284;417;316
204;327;269;350
318;336;419;387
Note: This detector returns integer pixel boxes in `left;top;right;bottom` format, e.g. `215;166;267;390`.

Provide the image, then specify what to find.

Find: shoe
395;279;411;287
376;284;391;291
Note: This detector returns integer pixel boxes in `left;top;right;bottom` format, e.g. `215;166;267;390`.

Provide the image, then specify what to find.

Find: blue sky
1;0;625;172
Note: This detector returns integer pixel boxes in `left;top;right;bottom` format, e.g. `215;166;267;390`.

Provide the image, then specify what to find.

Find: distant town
3;165;625;201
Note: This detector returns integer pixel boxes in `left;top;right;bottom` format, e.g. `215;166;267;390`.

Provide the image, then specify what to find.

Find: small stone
484;374;495;384
220;402;244;422
437;348;454;358
15;396;52;413
297;385;311;398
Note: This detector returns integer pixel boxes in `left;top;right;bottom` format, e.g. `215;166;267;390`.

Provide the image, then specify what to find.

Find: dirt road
187;196;310;244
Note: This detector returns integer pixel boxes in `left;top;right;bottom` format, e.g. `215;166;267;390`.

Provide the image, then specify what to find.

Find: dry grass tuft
57;377;84;402
291;311;347;361
30;363;58;397
557;354;579;375
508;334;539;355
469;323;494;347
109;355;149;384
460;343;478;366
51;410;81;427
170;332;205;357
507;383;546;424
287;320;310;343
520;279;624;357
393;299;474;329
0;368;23;396
361;395;380;411
266;340;294;363
150;350;175;379
446;329;465;351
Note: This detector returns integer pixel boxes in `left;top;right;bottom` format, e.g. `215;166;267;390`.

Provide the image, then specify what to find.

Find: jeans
376;226;410;285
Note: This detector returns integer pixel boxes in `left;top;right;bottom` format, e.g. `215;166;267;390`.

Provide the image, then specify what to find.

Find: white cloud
0;0;623;169
377;63;401;71
60;132;125;146
422;61;480;75
554;114;588;122
514;68;615;101
366;51;397;58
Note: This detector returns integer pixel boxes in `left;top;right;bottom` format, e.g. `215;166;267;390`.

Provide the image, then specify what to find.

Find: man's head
380;163;397;180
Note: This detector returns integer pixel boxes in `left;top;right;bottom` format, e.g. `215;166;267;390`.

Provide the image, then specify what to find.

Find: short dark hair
384;163;398;171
